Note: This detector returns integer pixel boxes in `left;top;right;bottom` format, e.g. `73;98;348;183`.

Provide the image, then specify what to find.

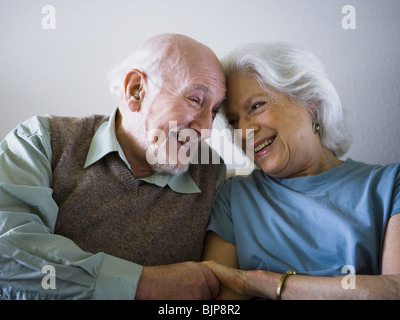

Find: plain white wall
1;0;399;172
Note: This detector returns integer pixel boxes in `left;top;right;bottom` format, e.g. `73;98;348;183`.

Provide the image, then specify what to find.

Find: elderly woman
202;42;400;299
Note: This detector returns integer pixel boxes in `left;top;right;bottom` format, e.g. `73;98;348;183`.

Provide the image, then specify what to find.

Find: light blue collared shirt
0;109;225;300
208;159;400;277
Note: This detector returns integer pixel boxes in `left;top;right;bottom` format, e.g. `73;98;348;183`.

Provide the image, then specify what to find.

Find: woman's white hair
222;42;351;157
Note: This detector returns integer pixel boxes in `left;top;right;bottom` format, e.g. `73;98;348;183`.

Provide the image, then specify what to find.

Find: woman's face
225;74;322;179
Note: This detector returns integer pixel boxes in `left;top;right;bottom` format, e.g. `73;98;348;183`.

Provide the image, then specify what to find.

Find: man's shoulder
48;114;109;138
13;115;51;137
49;114;109;127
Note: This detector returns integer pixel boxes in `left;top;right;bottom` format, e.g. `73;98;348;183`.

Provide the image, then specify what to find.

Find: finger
201;260;220;271
200;264;220;298
202;260;230;278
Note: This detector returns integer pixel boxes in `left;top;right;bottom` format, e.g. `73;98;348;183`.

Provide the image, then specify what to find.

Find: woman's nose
238;118;258;141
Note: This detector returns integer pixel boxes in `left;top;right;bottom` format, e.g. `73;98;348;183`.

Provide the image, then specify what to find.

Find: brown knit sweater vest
50;115;216;266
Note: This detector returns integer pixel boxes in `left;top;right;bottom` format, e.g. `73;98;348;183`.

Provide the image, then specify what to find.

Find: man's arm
0;116;142;299
136;262;219;300
0;116;220;300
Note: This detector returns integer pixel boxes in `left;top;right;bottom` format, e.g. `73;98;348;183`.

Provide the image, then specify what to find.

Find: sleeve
214;160;227;196
390;163;400;217
206;178;236;245
0;116;143;300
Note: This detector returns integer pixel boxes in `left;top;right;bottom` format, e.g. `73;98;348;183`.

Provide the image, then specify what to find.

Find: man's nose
190;108;213;139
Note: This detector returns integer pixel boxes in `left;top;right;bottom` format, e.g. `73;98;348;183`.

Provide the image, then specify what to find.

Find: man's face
141;55;226;174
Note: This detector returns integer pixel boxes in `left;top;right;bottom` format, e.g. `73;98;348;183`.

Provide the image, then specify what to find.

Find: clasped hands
135;261;260;300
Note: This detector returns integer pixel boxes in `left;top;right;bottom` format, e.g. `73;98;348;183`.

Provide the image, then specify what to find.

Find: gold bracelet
276;271;296;300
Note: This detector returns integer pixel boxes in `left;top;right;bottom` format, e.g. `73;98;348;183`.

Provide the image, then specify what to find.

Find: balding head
109;33;224;99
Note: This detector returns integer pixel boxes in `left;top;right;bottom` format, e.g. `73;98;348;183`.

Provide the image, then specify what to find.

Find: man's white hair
222;42;351;157
108;34;181;98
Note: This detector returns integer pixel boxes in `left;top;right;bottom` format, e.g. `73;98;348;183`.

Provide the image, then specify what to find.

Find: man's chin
151;162;190;176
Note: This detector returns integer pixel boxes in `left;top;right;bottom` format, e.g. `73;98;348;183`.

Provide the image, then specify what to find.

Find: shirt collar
84;108;201;194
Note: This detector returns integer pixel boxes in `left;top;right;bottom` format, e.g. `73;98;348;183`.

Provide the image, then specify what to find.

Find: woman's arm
202;231;253;299
202;231;238;268
203;215;400;300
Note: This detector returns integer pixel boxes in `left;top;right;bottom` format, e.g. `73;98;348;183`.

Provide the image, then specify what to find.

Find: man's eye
188;97;201;105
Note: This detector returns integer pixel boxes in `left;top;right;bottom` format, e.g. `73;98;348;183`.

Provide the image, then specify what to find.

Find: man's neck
115;110;154;179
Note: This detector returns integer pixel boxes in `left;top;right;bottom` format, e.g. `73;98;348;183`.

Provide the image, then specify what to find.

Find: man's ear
123;69;146;112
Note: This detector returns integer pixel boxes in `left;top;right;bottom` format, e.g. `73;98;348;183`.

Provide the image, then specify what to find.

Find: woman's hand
201;260;255;300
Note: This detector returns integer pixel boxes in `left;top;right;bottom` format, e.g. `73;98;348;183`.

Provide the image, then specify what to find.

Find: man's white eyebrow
177;85;208;97
189;85;209;93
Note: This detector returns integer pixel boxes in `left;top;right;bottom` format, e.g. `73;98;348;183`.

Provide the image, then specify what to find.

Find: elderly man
0;34;226;299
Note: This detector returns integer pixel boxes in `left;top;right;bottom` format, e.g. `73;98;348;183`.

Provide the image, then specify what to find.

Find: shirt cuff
93;254;143;300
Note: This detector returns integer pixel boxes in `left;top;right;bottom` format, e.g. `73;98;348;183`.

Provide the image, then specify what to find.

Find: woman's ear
305;100;320;121
123;69;146;112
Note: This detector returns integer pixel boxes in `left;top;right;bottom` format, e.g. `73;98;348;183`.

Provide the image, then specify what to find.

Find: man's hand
135;261;220;300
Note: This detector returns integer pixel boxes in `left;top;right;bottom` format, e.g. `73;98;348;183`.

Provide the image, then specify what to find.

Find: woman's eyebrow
243;93;267;107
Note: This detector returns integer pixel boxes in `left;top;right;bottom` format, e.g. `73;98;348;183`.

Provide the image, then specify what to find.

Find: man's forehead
164;62;225;97
188;72;226;91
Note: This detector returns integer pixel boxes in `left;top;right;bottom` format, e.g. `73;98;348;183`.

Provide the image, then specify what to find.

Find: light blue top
208;159;400;276
0;108;226;299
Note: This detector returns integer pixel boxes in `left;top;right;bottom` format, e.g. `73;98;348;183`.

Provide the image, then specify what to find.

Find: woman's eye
251;101;266;111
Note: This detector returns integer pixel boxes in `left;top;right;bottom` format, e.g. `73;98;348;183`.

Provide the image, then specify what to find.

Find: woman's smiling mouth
254;136;276;157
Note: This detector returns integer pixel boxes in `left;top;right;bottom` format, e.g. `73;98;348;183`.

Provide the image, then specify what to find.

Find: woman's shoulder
224;159;400;190
343;158;400;178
